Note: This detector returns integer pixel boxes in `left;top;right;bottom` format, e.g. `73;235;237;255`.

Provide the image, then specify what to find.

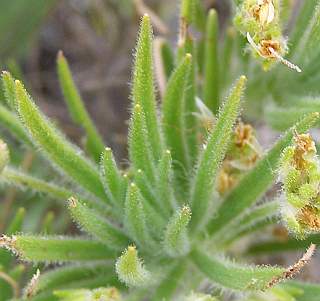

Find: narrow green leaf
42;211;55;234
193;0;206;32
216;201;279;246
152;261;186;301
221;28;235;89
163;206;191;257
6;207;25;235
0;104;31;145
100;147;124;209
279;0;292;26
283;281;320;301
57;51;105;162
203;9;219;114
124;183;151;248
132;15;162;161
191;248;283;291
15;80;106;200
0;235;114;263
190;76;247;232
294;3;320;65
247;235;320;255
288;0;318;57
177;0;198;168
36;263;112;293
162;54;192;179
68;197;129;250
156;149;176;215
180;0;194;26
183;38;198;169
5;59;24;82
53;274;119;292
1;71;16;109
128;104;155;182
207;112;320;236
1;167;73;200
265;104;320;131
115;245;150;287
127;179;165;240
135;169;164;216
159;40;175;80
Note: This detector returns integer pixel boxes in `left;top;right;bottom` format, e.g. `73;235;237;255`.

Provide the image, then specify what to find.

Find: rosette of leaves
0;0;320;300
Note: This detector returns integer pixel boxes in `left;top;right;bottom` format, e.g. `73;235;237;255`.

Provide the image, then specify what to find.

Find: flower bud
115;245;150;287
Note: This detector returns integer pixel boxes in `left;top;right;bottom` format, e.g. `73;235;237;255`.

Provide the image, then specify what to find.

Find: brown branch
266;243;316;289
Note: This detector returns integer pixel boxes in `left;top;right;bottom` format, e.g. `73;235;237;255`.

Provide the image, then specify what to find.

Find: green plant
0;0;320;300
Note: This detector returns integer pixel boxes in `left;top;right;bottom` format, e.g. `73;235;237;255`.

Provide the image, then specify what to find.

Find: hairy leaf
128;104;155;182
57;52;105;162
115;246;150;287
132;15;162;161
15;80;106;200
203;9;219;113
163;206;191;257
162;54;192;179
0;235;115;263
190;76;246;232
191;248;283;291
68;198;129;250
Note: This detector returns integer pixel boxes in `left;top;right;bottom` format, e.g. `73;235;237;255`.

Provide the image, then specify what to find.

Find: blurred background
0;0;232;160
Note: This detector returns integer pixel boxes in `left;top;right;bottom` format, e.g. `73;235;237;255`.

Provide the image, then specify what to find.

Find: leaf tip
115;245;150;287
142;13;150;23
208;8;217;18
0;235;17;252
68;197;78;208
1;70;9;77
185;53;192;60
239;75;247;84
57;50;65;60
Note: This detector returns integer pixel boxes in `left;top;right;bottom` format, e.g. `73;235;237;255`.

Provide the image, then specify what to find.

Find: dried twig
266;243;316;289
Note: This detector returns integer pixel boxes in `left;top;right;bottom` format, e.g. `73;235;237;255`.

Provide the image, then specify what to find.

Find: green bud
115;245;150;287
163;206;192;257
